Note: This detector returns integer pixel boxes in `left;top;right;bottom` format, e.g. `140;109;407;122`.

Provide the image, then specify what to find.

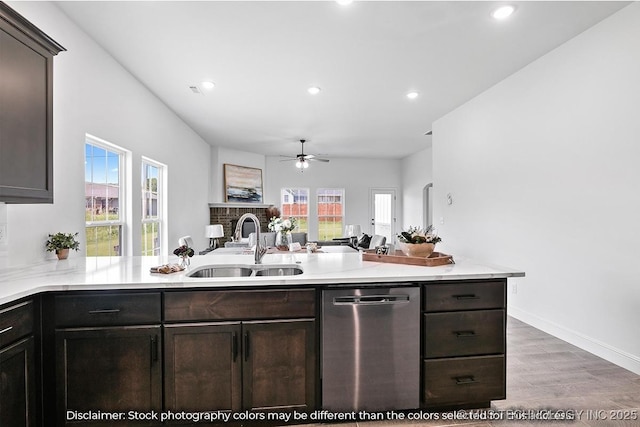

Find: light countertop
0;252;524;306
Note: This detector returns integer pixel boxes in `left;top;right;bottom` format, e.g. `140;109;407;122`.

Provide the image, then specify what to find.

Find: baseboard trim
508;306;640;375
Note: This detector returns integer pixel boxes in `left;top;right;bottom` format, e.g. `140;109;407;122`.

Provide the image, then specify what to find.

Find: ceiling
55;1;628;160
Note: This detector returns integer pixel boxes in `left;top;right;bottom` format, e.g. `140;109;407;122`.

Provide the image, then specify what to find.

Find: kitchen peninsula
0;252;523;426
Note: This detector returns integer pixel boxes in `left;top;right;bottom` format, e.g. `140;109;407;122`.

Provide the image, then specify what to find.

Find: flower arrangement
268;216;297;233
173;245;195;258
397;226;441;258
397;225;441;245
173;244;194;267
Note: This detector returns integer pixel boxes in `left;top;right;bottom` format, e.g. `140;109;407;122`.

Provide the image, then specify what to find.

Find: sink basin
186;264;303;278
253;266;304;276
187;266;253;278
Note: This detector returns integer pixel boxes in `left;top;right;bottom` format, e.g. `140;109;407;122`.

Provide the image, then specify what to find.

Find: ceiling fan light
307;86;321;95
492;5;515;20
201;81;215;90
295;159;303;168
303;161;309;169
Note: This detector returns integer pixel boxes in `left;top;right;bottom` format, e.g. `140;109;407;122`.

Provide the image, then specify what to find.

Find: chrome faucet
234;213;267;264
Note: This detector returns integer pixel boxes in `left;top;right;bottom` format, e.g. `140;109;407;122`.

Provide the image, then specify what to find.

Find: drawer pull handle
150;335;159;363
244;332;250;362
454;376;477;385
232;332;239;362
0;326;13;335
453;294;479;300
88;309;121;315
454;330;477;338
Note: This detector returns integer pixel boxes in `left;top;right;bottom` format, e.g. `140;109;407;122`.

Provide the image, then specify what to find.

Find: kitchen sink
186;264;303;278
187;266;253;277
253;266;304;276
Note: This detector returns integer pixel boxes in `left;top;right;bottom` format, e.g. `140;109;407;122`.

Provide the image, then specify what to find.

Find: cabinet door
0;337;35;427
242;319;316;412
164;322;242;413
55;326;162;426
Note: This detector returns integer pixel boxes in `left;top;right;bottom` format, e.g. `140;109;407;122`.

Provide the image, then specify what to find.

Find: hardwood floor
295;317;640;427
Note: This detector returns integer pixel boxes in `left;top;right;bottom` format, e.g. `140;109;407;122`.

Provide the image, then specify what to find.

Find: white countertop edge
0;253;525;306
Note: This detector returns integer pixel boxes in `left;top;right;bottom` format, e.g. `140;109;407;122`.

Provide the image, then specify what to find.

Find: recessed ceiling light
201;81;215;90
406;91;419;100
336;0;353;6
308;86;321;95
492;5;515;20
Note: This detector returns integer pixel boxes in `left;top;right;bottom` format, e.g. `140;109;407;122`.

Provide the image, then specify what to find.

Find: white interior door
369;189;396;243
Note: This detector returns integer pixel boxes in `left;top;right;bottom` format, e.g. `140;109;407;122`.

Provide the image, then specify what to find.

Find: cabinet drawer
165;289;316;322
55;293;161;327
424;280;505;312
423;355;505;407
0;300;34;347
423;310;504;358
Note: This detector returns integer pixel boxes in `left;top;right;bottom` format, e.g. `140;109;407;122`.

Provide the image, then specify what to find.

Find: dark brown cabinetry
0;300;36;427
164;289;317;418
54;293;162;426
0;3;65;203
422;280;506;408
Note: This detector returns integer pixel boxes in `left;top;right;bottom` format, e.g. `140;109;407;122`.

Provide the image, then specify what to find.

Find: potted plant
46;232;80;260
397;226;442;258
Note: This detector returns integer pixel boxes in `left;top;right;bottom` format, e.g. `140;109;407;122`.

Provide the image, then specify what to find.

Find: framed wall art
223;163;263;203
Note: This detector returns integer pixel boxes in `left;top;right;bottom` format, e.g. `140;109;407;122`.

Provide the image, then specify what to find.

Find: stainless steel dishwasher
322;286;420;411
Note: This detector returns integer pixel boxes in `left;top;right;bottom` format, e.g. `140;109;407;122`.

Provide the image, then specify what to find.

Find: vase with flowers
268;216;297;251
397;225;442;258
173;244;194;267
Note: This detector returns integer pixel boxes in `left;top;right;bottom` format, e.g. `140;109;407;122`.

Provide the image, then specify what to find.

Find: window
317;188;344;240
280;188;309;233
85;137;126;256
141;158;164;256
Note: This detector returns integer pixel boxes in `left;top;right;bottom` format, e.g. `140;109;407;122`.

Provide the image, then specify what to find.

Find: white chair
368;235;387;249
178;235;194;248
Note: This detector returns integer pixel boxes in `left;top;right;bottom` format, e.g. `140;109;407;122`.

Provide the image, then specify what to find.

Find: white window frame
85;134;130;256
317;188;345;241
280;188;309;233
141;157;167;256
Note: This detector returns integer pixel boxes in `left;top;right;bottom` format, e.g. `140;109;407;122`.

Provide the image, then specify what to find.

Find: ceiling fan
280;139;329;170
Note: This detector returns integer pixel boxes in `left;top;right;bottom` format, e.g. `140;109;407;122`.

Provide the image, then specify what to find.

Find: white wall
401;145;433;230
433;3;640;373
2;1;211;262
265;156;402;241
210;146;266;203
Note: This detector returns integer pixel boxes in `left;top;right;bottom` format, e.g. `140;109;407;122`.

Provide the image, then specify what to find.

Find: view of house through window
141;159;164;256
280;188;309;233
85;138;125;256
317;188;344;240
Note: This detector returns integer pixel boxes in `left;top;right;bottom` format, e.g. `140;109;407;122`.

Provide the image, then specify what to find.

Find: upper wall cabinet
0;2;65;203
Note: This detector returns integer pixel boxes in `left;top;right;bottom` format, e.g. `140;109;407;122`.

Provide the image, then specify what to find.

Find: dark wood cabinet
0;300;36;427
164;322;242;414
0;2;64;203
55;326;162;426
242;319;316;411
164;289;317;419
421;279;507;408
0;336;36;426
53;292;162;426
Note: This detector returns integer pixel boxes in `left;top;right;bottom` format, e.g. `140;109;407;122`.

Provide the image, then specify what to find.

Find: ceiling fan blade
308;157;330;162
279;158;298;162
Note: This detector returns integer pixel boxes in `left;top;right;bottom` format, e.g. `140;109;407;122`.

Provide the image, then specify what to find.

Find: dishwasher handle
333;294;410;306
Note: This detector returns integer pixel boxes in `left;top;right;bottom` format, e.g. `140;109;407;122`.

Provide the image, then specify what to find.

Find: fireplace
209;203;270;244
